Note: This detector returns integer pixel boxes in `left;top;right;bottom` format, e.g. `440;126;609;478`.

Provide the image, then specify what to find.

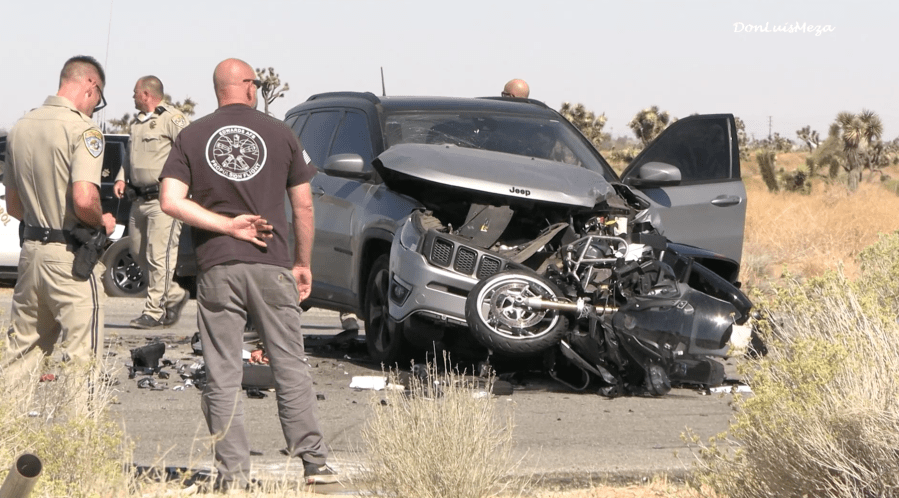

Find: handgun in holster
71;225;109;281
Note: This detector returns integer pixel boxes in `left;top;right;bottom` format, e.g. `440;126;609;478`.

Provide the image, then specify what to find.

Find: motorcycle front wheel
465;271;569;357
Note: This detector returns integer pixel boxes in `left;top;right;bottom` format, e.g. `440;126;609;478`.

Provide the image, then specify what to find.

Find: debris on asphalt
349;376;387;390
707;384;752;394
131;342;166;372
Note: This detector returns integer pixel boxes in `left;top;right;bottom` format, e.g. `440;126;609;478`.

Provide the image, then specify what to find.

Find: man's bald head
137;76;164;99
502;79;529;99
213;58;259;108
133;76;165;113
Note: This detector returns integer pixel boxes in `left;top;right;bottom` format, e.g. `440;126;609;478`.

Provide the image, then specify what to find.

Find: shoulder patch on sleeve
83;129;104;158
172;115;187;128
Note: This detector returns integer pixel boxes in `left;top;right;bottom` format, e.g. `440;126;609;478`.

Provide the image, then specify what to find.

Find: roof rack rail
306;91;380;104
477;96;550;109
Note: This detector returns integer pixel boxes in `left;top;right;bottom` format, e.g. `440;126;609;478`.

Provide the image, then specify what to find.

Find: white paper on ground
350;376;388;390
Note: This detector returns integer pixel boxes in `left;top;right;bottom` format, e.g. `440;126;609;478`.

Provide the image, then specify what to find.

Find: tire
363;255;407;365
100;238;148;298
465;271;568;357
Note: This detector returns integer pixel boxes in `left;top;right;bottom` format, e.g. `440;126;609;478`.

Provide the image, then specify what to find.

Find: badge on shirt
149;120;157;129
83;129;104;158
172;115;187;128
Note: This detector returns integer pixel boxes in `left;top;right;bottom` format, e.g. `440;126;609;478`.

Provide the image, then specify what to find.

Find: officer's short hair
138;76;165;99
60;55;106;88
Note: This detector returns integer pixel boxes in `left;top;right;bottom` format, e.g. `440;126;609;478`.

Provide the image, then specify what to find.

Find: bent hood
373;143;615;208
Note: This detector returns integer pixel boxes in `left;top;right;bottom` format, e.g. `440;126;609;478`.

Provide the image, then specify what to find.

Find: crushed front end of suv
373;109;751;396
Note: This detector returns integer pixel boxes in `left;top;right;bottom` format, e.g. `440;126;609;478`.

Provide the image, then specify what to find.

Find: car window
288;113;309;136
330;111;373;166
630;118;734;183
383;111;613;179
299;111;341;168
102;139;126;183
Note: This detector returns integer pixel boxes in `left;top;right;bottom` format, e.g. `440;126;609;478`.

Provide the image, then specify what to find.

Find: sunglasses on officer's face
93;84;107;112
243;79;263;89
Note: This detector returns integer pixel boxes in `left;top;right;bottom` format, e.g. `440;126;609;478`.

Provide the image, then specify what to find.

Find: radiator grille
477;257;502;279
454;247;477;275
431;238;453;266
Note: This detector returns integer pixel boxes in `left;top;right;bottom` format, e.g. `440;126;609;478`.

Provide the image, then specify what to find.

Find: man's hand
101;213;116;235
113;180;126;199
229;214;273;247
293;265;312;302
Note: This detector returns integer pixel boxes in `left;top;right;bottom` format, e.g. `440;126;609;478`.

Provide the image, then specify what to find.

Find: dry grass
742;169;899;289
529;477;711;498
689;243;899;497
356;360;521;498
0;358;133;497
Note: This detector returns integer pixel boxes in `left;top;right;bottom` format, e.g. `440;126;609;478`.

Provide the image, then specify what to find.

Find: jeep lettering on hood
372;143;615;209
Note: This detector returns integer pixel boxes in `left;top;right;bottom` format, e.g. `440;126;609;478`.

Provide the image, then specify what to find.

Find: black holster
70;225;108;281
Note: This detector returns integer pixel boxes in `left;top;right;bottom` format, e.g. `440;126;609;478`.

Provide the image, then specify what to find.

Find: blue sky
2;0;895;143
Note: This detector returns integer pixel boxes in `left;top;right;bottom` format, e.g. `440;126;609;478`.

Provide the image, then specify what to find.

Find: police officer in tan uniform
113;76;190;329
2;55;116;379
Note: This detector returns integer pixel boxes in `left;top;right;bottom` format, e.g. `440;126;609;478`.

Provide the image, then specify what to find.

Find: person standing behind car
159;58;337;490
2;55;116;380
114;76;190;329
501;79;530;98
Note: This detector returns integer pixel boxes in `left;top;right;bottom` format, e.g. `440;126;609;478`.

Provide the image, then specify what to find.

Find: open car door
620;114;746;265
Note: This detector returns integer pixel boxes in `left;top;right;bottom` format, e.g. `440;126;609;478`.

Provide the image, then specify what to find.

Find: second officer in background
114;76;190;329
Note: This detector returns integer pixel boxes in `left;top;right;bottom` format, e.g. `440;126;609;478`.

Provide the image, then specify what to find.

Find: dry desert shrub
0;357;133;498
357;360;521;498
688;233;899;498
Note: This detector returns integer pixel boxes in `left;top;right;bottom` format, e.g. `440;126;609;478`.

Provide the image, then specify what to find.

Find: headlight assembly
398;217;423;252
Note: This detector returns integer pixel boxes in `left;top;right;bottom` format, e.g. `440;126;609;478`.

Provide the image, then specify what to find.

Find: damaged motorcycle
461;183;753;396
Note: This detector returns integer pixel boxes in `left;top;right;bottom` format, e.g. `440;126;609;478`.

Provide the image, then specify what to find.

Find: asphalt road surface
0;288;743;487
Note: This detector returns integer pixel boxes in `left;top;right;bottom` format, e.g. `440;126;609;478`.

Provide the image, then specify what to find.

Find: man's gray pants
196;263;327;484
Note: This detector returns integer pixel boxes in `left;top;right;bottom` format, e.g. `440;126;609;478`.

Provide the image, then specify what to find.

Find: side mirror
626;161;682;187
323;153;371;180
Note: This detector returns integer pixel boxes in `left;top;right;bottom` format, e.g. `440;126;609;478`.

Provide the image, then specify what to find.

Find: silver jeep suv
285;93;746;363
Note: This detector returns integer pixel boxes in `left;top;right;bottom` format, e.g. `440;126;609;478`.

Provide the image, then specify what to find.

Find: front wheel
465;271;568;357
364;255;407;365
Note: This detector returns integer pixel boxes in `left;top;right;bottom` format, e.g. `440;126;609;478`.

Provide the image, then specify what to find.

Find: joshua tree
255;67;290;116
559;102;608;149
164;94;197;117
835;110;883;191
107;95;196;134
734;116;749;159
628;106;671;146
107;112;136;134
796;125;820;152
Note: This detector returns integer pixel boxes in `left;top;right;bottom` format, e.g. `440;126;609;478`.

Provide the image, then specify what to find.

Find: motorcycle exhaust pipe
522;297;617;316
0;454;42;498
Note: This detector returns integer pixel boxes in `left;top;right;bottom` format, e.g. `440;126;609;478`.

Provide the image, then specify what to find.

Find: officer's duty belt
135;184;160;201
22;225;74;244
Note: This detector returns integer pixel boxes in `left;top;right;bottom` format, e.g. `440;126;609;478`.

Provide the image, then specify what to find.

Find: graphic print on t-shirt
205;125;267;181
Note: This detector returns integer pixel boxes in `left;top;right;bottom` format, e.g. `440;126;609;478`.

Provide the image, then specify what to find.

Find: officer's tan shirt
117;104;188;188
4;96;104;231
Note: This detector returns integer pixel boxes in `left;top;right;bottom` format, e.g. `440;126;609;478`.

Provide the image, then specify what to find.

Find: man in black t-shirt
160;58;336;489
